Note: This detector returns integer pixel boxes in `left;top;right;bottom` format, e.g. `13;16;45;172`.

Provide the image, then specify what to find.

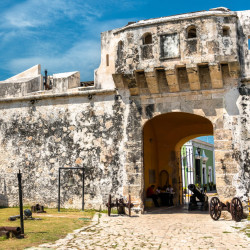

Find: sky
0;1;249;81
196;136;214;144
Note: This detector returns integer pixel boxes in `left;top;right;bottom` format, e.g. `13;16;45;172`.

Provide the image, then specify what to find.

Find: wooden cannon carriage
106;194;134;216
209;197;243;222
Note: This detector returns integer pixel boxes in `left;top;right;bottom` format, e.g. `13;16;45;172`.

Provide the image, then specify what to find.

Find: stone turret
95;8;250;94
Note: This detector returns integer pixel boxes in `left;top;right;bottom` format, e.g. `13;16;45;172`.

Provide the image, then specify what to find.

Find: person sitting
146;185;160;207
167;185;174;206
163;184;168;191
156;186;162;195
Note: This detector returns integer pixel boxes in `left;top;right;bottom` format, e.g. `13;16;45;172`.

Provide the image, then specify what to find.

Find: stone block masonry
0;91;131;210
0;7;250;213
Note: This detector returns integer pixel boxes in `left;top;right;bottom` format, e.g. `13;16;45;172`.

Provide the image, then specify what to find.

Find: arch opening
117;41;123;62
143;112;214;210
187;26;197;38
222;26;230;37
142;33;153;44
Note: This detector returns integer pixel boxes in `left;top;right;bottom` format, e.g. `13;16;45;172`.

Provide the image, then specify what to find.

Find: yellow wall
143;121;159;190
143;112;213;205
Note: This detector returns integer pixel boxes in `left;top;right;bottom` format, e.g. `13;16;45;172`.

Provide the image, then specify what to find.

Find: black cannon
188;184;208;211
31;204;46;213
8;209;33;221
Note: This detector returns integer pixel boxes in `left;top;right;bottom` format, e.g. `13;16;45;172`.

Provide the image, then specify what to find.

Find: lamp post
195;147;201;185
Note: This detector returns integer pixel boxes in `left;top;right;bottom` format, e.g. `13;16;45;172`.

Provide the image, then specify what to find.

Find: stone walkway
36;207;249;250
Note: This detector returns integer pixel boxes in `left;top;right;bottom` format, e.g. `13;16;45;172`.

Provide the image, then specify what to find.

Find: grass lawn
0;207;95;250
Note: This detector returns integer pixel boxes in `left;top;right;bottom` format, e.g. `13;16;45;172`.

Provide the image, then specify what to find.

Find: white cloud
1;0;139;29
1;0;101;29
0;0;143;80
5;16;138;81
8;40;100;81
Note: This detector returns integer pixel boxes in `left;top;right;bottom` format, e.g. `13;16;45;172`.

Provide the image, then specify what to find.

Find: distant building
181;139;216;192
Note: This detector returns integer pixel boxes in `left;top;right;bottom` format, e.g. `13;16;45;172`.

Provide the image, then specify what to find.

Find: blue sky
196;136;214;144
0;1;249;81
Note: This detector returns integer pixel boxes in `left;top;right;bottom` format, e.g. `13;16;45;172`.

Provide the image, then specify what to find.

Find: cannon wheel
230;197;243;222
210;197;221;220
128;195;131;217
108;195;112;216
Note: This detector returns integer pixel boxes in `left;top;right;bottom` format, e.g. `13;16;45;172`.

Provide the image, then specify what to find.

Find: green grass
100;208;118;214
0;207;95;250
232;215;250;238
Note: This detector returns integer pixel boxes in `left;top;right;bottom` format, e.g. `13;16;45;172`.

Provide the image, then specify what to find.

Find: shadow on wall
0;178;8;207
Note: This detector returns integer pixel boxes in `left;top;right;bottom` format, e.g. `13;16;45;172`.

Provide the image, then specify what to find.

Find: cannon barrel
0;227;21;236
8;215;20;221
188;184;205;202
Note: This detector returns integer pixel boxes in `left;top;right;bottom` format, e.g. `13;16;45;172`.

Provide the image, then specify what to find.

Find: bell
68;177;74;186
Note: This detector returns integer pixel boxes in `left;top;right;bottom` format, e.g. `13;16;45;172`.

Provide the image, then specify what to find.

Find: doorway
143;112;213;209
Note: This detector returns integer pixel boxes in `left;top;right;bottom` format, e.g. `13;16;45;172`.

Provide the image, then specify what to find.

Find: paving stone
38;208;249;249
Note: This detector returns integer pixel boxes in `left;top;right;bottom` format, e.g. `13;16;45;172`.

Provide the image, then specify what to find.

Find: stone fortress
0;7;249;212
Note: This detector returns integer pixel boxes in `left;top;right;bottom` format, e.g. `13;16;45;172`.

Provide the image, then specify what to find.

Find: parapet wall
0;88;130;209
0;65;82;99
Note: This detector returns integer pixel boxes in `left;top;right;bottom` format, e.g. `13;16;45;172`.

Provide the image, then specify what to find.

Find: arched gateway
143;112;213;208
0;8;249;212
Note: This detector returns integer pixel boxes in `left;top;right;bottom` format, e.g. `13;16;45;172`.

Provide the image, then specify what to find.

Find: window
143;33;152;44
208;167;213;182
117;41;123;61
222;26;230;37
106;54;109;66
141;33;153;59
187;26;197;38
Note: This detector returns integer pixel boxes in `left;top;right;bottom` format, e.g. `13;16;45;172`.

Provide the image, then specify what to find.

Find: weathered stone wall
0;91;133;209
0;7;249;213
232;92;250;202
0;82;249;211
237;10;250;79
95;8;241;90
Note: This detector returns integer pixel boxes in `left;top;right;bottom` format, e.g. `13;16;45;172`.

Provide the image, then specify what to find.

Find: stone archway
142;112;214;208
121;87;246;213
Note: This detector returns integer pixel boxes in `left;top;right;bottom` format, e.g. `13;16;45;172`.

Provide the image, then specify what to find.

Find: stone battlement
112;62;240;96
0;65;96;99
95;8;250;90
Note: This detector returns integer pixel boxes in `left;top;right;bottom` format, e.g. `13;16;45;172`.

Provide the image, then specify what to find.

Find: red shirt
146;187;155;197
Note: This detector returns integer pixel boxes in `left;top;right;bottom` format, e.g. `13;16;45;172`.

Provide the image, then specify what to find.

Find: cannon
106;194;134;216
0;227;21;238
210;197;243;222
188;184;208;211
8;209;33;221
31;204;46;213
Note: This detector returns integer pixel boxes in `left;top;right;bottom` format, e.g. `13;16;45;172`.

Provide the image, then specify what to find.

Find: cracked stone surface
35;208;249;250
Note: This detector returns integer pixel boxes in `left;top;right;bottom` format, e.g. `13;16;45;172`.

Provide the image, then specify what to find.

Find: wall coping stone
0;88;116;103
114;11;237;34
